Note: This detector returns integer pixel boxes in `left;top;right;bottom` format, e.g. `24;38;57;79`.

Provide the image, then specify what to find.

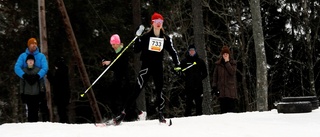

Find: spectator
101;34;134;120
180;44;207;116
47;57;70;123
14;38;48;122
19;54;45;122
211;46;238;113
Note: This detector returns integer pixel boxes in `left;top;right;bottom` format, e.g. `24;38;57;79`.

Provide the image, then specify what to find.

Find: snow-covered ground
1;108;320;137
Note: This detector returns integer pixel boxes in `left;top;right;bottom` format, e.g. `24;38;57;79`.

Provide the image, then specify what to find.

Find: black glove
23;73;34;85
211;86;220;97
23;73;31;80
173;64;182;76
28;74;40;85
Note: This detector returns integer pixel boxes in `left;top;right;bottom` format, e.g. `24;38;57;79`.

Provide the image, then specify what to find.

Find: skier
101;34;135;120
114;12;180;125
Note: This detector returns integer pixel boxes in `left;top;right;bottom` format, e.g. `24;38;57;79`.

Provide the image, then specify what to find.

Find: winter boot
158;112;166;123
113;111;126;125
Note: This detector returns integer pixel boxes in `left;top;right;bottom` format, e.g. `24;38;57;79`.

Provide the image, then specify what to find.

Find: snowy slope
1;109;320;137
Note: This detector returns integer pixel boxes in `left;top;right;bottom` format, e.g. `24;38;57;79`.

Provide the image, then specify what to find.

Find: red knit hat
27;38;37;46
151;12;164;23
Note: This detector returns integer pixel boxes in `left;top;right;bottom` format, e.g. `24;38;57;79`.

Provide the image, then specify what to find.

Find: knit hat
151;12;164;23
188;44;196;50
26;54;35;62
110;34;121;45
27;38;37;46
220;46;230;55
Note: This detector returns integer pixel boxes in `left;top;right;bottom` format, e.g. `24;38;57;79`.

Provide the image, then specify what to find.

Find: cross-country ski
94;119;172;127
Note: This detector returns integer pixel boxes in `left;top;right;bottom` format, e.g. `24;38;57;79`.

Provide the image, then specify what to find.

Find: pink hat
110;34;121;45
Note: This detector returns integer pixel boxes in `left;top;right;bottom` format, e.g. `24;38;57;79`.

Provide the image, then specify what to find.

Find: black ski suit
105;46;132;117
124;29;180;114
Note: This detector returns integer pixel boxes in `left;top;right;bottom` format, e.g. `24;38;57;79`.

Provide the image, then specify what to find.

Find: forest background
0;0;319;124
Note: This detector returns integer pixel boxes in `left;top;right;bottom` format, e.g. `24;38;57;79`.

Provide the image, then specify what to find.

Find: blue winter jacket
14;48;48;79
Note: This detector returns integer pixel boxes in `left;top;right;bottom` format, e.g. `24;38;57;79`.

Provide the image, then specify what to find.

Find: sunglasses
153;19;163;24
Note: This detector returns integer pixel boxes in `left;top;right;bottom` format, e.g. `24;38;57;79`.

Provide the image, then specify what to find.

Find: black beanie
26;54;35;62
188;44;196;50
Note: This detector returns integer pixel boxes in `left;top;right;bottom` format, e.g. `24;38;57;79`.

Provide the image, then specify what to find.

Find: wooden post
56;0;102;123
38;0;53;122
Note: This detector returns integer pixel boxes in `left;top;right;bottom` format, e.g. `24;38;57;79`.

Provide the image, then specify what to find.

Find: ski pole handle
136;25;145;36
182;62;197;71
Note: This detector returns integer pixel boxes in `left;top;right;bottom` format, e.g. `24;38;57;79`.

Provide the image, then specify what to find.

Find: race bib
148;37;164;52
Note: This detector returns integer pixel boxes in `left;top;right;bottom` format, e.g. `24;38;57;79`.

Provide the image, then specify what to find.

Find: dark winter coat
212;58;237;99
108;47;131;83
47;59;70;105
20;67;44;95
55;66;70;105
180;52;207;91
133;29;180;66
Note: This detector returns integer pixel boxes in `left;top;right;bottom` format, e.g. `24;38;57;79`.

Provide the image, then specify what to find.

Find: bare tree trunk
192;0;212;114
240;32;251;111
249;0;268;111
56;0;102;123
38;0;53;122
11;76;19;122
235;1;252;111
302;0;316;96
131;0;146;113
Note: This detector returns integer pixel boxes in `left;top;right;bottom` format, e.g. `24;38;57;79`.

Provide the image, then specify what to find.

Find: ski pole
182;62;197;71
81;25;145;97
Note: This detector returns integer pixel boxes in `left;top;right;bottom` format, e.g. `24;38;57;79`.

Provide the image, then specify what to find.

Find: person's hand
34;74;40;80
175;64;182;74
102;59;111;66
23;73;34;85
23;73;31;80
28;74;40;85
174;66;181;71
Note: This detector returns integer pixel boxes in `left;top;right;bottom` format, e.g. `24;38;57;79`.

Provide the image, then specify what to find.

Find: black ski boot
158;112;166;123
113;111;126;125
